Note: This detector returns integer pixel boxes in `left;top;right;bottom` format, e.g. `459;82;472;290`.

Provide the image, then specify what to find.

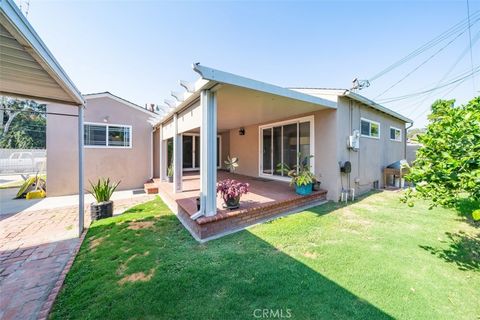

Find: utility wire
374;15;480;99
411;70;480;123
404;30;480;118
378;65;480;104
466;0;476;91
369;10;480;81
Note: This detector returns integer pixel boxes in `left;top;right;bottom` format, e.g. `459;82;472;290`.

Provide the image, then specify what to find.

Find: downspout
78;103;85;237
150;127;154;179
404;122;413;159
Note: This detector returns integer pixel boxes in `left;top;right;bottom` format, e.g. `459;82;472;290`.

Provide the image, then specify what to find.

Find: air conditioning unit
348;130;360;151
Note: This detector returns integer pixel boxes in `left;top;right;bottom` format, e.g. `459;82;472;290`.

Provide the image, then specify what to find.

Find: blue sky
22;0;480;128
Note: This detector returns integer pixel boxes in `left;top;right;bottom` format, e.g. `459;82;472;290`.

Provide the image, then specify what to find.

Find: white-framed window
360;118;380;139
258;116;314;181
84;122;132;148
389;127;402;142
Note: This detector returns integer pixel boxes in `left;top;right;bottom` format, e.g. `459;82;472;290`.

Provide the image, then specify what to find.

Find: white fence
0;148;46;175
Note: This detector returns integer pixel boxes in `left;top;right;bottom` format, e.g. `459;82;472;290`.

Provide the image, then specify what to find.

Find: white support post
78;104;85;237
159;124;166;181
200;89;217;217
173;113;183;193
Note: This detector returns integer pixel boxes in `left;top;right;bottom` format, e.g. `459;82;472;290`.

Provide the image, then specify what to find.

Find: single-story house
145;64;413;240
47;92;159;196
46;64;412;240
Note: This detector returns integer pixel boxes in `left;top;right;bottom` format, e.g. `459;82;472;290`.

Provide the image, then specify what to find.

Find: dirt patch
88;236;106;251
118;268;155;285
127;220;155;230
303;252;317;259
338;207;372;227
116;251;150;276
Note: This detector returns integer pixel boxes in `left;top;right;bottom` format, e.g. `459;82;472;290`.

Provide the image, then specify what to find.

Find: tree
403;97;480;210
407;127;426;142
0;97;46;149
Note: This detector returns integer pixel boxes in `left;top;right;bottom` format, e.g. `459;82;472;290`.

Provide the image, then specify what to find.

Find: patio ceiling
0;0;84;105
158;64;337;131
216;84;332;130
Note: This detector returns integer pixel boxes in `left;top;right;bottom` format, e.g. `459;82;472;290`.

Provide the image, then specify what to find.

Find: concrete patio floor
0;188;149;216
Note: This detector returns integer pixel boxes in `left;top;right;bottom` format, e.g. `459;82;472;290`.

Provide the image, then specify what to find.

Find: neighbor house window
360;118;380;139
84;123;132;147
390;127;402;142
259;116;314;179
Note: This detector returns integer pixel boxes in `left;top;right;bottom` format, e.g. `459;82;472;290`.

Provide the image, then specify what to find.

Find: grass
50;192;479;319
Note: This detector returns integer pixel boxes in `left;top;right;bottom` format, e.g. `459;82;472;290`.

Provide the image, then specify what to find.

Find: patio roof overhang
0;0;86;237
0;0;84;106
155;64;337;130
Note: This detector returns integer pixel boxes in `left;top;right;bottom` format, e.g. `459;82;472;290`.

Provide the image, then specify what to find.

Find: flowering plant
216;179;249;202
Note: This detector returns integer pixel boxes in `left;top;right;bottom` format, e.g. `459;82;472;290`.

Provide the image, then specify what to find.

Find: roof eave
193;63;337;109
0;0;84;106
343;91;413;124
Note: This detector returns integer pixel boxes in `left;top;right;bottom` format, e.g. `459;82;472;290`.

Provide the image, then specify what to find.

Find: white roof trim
344;91;413;123
0;0;84;105
84;92;160;118
193;63;337;109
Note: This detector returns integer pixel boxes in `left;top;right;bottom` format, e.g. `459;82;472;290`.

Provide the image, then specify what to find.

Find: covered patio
149;171;327;240
152;64;336;240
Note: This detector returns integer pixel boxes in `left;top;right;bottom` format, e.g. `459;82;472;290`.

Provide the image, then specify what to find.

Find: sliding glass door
183;134;221;171
260;117;313;179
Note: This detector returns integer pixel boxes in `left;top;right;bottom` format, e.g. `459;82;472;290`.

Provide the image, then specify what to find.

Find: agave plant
224;156;239;173
88;178;120;203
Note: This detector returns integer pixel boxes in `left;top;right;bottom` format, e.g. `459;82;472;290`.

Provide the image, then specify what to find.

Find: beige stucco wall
336;97;406;195
46;104;79;196
47;96;154;196
224;98;406;201
227;110;339;201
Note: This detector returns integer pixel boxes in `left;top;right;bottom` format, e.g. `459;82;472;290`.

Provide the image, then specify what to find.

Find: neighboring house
406;142;422;165
47;92;159;196
151;64;413;220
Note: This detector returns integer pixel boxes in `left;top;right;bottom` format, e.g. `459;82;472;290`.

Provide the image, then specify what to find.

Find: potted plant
224;155;239;173
216;179;249;209
276;154;315;196
167;164;174;183
312;175;322;191
89;178;120;221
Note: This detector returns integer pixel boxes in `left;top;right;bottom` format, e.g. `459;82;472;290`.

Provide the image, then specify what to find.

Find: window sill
360;135;380;140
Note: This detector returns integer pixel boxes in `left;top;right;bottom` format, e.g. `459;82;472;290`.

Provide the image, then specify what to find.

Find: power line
411;71;479;123
403;30;480;119
378;65;480;104
369;10;480;82
466;0;476;91
374;20;479;99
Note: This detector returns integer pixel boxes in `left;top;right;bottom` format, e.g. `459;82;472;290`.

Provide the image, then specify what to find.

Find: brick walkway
0;195;154;320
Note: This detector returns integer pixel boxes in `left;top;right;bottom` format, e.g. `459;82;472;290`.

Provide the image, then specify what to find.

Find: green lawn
51;192;479;319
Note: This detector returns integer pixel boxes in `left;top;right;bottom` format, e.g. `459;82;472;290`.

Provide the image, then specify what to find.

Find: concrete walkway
0;189;148;216
0;194;154;320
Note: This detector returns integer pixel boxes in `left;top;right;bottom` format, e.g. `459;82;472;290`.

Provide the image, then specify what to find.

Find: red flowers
216;179;249;201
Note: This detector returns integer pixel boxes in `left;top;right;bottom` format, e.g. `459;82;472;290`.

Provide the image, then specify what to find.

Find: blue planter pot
296;183;313;196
